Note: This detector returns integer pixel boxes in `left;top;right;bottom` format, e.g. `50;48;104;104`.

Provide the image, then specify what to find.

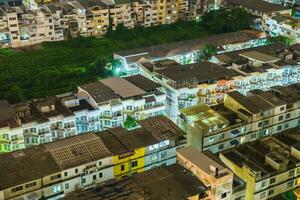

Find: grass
0;21;212;102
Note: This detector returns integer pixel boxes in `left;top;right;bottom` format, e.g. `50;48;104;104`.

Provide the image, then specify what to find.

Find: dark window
121;164;125;171
221;192;227;198
99;172;103;178
25;182;36;188
131;161;138;168
279;115;283;121
93;175;96;180
64;172;68;177
270;177;276;184
75;168;78;173
11;186;23;193
286;113;291;119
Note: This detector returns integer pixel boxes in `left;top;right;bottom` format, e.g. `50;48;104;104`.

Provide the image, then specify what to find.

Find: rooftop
63;164;208;200
226;90;285;114
239;51;280;63
180;104;230;131
100;77;146;98
0;145;60;190
221;128;300;181
44;133;112;170
115;30;263;63
226;0;287;13
155;61;239;84
177;147;227;177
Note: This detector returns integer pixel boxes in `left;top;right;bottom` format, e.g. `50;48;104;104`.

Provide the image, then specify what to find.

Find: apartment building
212;43;300;95
0;116;186;200
77;75;166;129
177;147;246;200
178;83;300;154
140;59;239;121
114;30;266;75
63;164;210;200
263;9;300;43
0;6;62;48
0;75;166;152
220;128;300;200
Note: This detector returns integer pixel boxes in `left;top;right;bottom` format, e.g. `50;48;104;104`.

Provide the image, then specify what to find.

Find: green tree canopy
200;8;254;34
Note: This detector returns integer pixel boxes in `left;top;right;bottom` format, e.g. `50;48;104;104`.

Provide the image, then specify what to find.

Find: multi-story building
178;83;300;154
177;147;245;200
0;115;186;200
0;100;24;152
263;9;300;43
220;128;300;200
140;59;239;121
0;75;166;152
114;30;266;75
63;164;210;200
0;6;62;48
0;0;223;48
77;75;166;129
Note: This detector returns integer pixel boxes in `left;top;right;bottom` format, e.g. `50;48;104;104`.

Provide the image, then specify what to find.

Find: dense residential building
0;75;166;152
0;6;63;48
177;147;246;200
63;164;210;200
139;43;300;122
263;9;300;43
224;0;288;31
114;30;266;75
140;59;239;121
220;128;300;200
0;116;186;200
0;0;223;48
178;83;300;154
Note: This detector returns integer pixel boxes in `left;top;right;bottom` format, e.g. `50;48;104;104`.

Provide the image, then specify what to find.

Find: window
99;172;103;178
258;122;262;128
93;175;96;180
261;180;267;188
286;113;291;119
268;189;274;196
11;186;23;193
50;174;61;181
260;191;266;199
98;161;102;167
131;161;138;168
219;144;224;151
287;180;294;188
52;185;61;193
263;120;269;126
219;133;224;140
289;170;295;177
121;164;125;171
278;115;283;121
285;123;289;129
240;136;245;143
75;168;78;173
280;106;285;111
221;192;227;198
25;182;36;188
65;183;69;189
270;177;276;184
277;125;282;131
161;151;167;160
209;137;214;143
251;133;256;140
82;178;86;184
64;172;68;177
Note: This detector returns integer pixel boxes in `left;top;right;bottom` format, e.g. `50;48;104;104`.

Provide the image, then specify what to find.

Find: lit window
52;185;61;193
209;137;214;143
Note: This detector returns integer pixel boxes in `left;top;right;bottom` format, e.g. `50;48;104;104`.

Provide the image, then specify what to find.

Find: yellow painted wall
220;153;255;200
113;147;145;177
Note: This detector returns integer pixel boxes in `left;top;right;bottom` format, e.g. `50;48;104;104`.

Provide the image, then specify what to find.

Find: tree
124;115;137;129
200;8;254;34
267;36;294;45
6;84;24;103
87;56;110;77
201;44;217;60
